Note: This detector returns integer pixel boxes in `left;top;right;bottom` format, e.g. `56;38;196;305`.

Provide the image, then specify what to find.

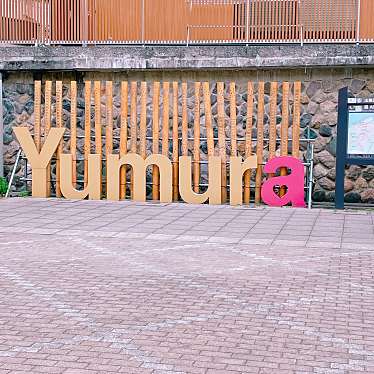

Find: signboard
347;112;374;158
335;88;374;209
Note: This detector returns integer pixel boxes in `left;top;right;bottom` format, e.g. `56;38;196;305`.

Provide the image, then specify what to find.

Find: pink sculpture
261;156;306;208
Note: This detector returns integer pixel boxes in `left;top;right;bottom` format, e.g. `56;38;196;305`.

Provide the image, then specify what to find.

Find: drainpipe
0;72;3;178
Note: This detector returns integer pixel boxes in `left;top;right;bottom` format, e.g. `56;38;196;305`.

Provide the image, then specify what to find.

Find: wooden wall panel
244;82;254;204
230;82;237;157
193;82;201;194
203;82;214;157
139;82;147;159
84;81;91;188
0;0;364;44
189;2;235;41
162;82;169;157
105;81;113;158
152;82;160;200
255;82;265;205
172;82;179;201
360;0;374;41
71;81;77;186
44;80;52;196
120;81;128;199
280;82;290;196
292;81;301;158
55;80;63;198
144;0;187;41
34;80;41;152
269;82;278;160
130;81;138;197
217;82;227;203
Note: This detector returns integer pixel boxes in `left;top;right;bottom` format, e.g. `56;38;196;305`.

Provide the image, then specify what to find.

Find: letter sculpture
261;156;306;208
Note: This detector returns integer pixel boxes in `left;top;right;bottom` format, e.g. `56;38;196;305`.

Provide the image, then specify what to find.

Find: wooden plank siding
360;0;374;41
1;0;370;44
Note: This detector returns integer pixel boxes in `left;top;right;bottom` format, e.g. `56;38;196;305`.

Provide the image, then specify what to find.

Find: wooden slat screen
0;0;368;44
360;0;374;41
32;80;302;205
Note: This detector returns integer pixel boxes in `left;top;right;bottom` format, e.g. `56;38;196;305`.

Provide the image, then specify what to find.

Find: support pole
0;72;3;178
335;87;349;210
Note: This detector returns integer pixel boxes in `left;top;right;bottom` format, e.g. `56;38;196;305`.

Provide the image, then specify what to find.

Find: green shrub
19;190;30;197
0;177;8;196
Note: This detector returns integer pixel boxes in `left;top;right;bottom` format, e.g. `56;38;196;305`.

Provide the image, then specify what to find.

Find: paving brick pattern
0;198;373;374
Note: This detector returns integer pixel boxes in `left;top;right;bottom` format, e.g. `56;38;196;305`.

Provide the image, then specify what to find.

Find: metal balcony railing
0;0;373;45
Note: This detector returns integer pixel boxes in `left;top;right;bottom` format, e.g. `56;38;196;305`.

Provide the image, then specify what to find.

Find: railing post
141;0;145;45
246;0;250;45
83;0;89;45
299;0;304;46
356;0;361;45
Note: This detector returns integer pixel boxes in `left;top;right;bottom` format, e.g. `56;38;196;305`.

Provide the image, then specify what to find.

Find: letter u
179;156;222;205
60;154;101;200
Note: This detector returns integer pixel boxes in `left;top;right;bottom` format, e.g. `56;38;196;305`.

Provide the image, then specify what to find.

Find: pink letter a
261;156;306;208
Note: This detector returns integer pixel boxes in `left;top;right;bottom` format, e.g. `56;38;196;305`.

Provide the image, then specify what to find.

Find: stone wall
2;68;374;204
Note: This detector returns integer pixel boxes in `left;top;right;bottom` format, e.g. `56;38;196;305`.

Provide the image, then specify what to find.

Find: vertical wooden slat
94;80;102;196
14;0;18;42
193;82;201;194
105;81;113;158
203;82;214;156
217;82;226;203
0;0;3;41
162;82;169;157
130;81;138;197
244;81;254;204
139;81;147;159
292;81;301;158
285;0;289;41
84;81;91;188
255;82;265;205
94;81;102;156
152;81;160;200
281;82;290;157
172;81;179;201
230;82;237;156
56;80;63;198
280;81;290;196
71;80;77;187
34;80;42;152
44;80;52;196
181;82;188;156
120;81;128;199
269;81;278;160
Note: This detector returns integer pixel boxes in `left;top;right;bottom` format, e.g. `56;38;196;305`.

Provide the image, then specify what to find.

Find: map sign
347;112;374;156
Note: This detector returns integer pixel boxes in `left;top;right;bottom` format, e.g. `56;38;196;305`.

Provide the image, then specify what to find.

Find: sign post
0;72;3;177
336;87;374;209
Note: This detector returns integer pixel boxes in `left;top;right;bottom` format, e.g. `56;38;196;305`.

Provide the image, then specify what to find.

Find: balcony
0;0;373;45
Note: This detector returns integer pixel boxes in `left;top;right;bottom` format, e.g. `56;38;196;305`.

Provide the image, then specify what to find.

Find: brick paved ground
0;198;373;374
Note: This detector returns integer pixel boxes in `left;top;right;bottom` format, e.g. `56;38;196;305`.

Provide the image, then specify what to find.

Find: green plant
0;177;8;196
19;190;30;197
